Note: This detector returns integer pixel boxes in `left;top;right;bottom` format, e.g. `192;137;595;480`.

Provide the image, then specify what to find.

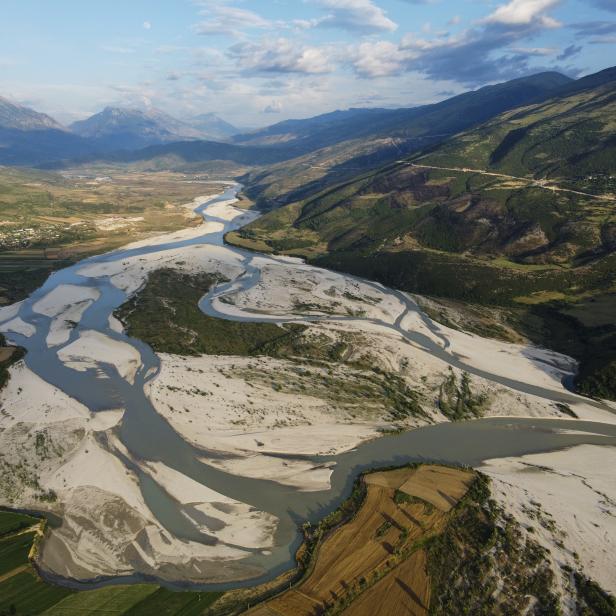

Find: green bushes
574;572;616;616
115;269;306;357
438;369;487;420
426;474;562;615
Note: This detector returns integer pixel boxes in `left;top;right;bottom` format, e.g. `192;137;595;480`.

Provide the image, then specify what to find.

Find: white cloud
351;41;413;77
194;4;271;36
143;21;152;30
314;0;397;33
484;0;562;28
228;38;333;74
264;100;283;113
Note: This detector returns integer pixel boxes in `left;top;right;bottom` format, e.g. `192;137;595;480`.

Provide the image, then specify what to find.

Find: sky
1;0;615;128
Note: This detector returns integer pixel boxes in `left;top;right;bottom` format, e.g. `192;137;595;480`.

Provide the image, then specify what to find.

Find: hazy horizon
1;0;614;126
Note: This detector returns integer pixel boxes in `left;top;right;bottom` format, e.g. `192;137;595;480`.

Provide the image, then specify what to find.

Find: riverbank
0;183;615;595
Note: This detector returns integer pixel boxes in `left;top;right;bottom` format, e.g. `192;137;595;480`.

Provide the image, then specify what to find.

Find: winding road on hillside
401;161;616;202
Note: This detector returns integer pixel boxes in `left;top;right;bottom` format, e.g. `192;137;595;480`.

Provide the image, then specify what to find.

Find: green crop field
123;588;223;615
0;571;74;616
0;532;36;577
0;511;38;537
41;585;158;615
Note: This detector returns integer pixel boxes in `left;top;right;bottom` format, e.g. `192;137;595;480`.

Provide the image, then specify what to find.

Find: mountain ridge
0;96;66;131
228;70;616;399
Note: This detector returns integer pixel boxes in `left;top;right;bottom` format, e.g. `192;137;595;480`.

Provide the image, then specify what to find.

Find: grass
438;369;488;421
426;474;562;615
115;268;306;357
574;572;616;616
0;512;38;537
41;586;157;615
0;334;24;392
0;571;74;616
123;588;223;615
0;167;226;306
0;532;36;577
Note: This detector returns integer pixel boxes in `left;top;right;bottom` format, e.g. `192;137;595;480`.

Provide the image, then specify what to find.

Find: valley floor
0;186;614;610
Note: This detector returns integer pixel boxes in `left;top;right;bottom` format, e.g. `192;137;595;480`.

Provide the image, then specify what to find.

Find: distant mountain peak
188;112;239;140
0;96;65;131
68;105;238;149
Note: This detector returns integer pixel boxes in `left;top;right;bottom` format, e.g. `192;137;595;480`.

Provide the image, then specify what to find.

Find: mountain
0;97;94;165
90;139;290;168
239;72;574;208
0;71;578;170
69;106;206;151
235;73;572;152
228;67;616;399
52;71;577;195
189;113;239;141
233;107;392;147
69;107;240;151
0;96;65;131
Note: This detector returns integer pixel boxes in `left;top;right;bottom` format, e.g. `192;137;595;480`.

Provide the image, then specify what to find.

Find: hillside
239;72;574;208
57;72;575;186
415;71;616;197
0;96;64;131
228;75;616;399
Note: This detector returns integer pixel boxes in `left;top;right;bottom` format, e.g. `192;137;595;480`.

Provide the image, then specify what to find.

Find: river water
2;184;616;590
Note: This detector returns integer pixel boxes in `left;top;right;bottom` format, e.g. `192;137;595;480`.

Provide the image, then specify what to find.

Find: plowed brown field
247;465;474;616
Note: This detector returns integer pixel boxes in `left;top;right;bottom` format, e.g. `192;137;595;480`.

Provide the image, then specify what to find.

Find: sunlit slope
228;77;616;399
418;80;616;196
240;72;575;208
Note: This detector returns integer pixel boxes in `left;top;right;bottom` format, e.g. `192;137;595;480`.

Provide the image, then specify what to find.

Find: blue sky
1;0;614;127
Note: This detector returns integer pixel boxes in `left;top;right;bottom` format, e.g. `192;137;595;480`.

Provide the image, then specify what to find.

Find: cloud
344;0;574;86
571;20;616;43
349;6;571;87
557;44;582;60
313;0;397;33
510;46;557;55
351;41;413;77
143;21;152;30
264;101;282;113
483;0;562;28
571;20;616;36
194;4;271;36
228;38;333;74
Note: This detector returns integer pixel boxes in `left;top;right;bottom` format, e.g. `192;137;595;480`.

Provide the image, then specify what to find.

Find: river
2;184;616;590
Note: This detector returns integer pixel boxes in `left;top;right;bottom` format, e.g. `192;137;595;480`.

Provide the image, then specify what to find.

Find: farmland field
0;510;223;616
